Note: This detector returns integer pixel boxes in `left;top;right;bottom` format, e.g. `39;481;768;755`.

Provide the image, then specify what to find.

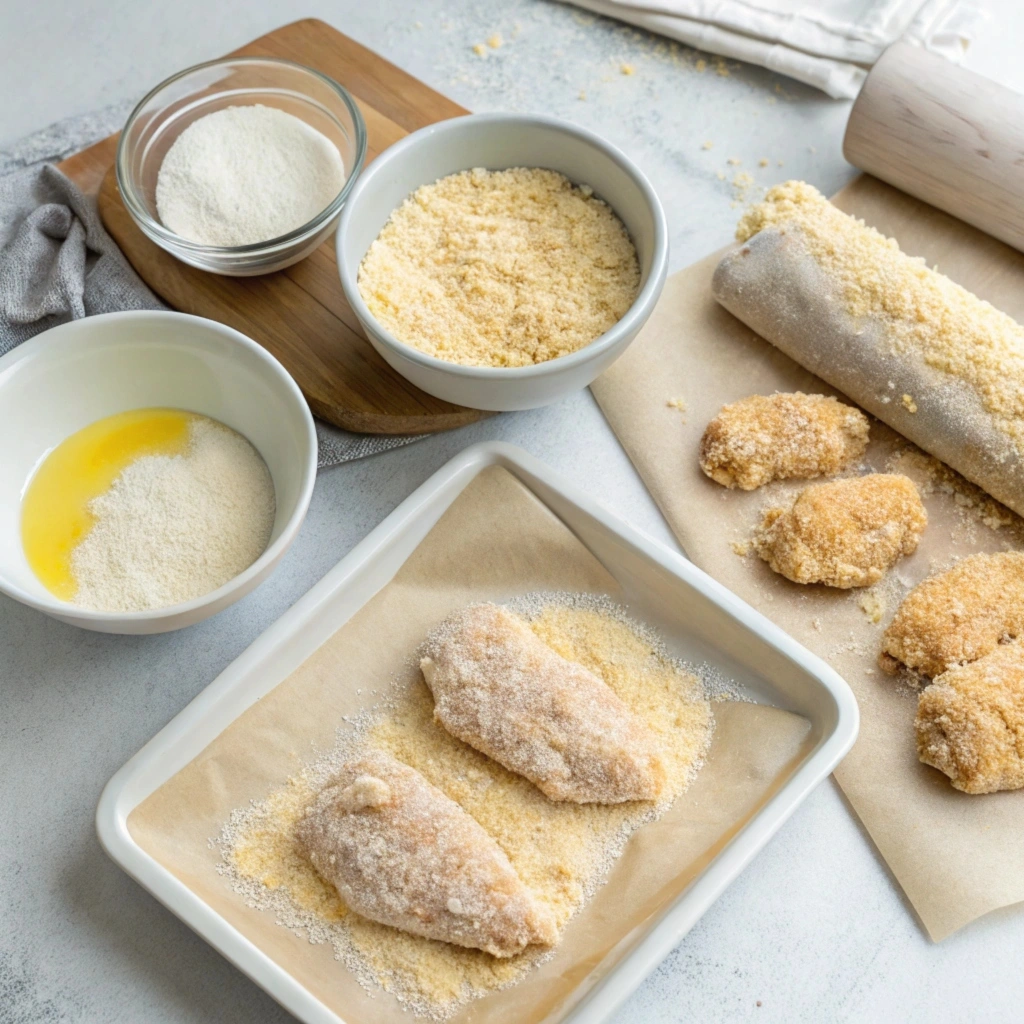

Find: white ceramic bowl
336;113;669;411
0;311;317;634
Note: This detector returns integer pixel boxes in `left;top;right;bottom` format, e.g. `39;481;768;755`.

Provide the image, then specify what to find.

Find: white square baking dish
96;441;858;1024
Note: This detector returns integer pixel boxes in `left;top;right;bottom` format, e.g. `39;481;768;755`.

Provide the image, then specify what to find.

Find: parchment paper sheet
128;466;810;1024
592;177;1024;940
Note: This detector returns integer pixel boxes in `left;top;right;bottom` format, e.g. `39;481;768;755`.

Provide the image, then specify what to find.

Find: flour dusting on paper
215;595;716;1019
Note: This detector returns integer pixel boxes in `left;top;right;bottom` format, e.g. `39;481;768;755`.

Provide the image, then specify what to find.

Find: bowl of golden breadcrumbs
336;113;668;411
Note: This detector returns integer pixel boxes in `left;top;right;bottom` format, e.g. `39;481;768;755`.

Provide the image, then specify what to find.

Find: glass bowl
116;57;367;276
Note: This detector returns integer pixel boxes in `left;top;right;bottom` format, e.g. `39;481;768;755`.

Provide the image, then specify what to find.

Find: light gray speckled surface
2;2;1023;1022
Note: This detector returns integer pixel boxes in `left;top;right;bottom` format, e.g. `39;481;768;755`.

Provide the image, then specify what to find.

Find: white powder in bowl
71;416;276;613
155;104;346;247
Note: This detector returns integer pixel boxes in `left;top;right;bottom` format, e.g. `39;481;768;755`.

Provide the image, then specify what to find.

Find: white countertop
2;2;1022;1022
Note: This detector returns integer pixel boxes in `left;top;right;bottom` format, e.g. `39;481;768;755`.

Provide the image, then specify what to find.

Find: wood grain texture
58;19;485;435
844;41;1024;257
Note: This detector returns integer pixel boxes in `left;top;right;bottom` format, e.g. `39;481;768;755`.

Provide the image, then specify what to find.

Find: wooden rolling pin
844;41;1024;254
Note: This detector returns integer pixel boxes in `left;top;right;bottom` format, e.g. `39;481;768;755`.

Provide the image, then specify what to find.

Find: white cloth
564;0;984;97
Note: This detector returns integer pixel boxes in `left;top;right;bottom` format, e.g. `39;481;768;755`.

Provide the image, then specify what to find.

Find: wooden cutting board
57;19;486;435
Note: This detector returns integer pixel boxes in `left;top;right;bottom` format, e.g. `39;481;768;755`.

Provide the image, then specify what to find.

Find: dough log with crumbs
880;551;1024;677
712;181;1024;519
420;603;667;803
917;641;1024;794
699;392;869;490
295;751;557;957
753;473;926;588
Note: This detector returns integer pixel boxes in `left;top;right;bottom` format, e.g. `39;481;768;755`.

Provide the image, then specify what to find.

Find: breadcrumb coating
295;751;557;957
881;552;1024;677
420;603;667;803
699;392;869;490
357;167;639;367
917;641;1024;794
754;473;926;588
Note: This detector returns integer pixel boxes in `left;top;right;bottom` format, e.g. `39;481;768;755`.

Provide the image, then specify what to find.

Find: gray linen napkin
0;113;421;469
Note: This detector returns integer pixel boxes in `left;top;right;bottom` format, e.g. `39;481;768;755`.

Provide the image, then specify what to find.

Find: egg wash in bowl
22;408;275;612
356;166;640;368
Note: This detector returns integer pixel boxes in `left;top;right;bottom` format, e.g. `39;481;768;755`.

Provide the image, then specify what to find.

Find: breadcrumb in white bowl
336;113;668;412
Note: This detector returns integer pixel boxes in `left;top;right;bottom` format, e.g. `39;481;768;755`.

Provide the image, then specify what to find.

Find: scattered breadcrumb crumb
578;90;587;101
902;394;918;413
759;159;769;168
887;447;1017;534
732;172;755;202
731;540;751;557
858;589;886;625
487;33;503;49
702;141;714;150
472;43;487;57
621;63;635;75
696;58;707;72
666;396;687;415
727;157;741;166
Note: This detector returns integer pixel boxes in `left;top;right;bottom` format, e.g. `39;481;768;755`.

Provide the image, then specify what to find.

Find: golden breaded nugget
881;552;1024;677
917;641;1024;794
753;473;926;588
296;752;557;957
699;392;869;490
420;603;667;804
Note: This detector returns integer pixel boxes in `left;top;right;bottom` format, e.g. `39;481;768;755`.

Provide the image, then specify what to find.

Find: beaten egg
21;408;197;600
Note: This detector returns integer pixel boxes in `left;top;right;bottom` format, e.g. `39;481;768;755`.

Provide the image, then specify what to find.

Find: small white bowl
0;311;317;634
336;113;669;412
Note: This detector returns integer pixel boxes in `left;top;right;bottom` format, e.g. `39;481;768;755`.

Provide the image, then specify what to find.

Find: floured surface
219;597;712;1018
592;175;1024;940
125;466;809;1024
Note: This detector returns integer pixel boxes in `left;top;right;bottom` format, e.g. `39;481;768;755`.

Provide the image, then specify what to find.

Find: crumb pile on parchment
887;447;1018;537
357;167;639;368
736;181;1024;455
217;596;714;1019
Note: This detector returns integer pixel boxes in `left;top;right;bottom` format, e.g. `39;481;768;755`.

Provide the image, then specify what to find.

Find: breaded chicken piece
881;551;1024;677
917;641;1024;794
753;473;926;588
420;603;667;804
296;752;557;957
699;392;869;490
